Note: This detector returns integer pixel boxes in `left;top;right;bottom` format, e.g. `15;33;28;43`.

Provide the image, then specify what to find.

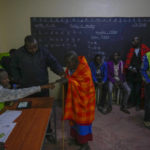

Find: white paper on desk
0;123;16;143
0;110;22;124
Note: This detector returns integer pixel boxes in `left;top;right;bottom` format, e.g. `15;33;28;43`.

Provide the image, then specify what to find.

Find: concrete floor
43;105;150;150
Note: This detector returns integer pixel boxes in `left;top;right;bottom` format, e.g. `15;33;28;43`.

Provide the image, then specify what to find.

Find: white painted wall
0;0;150;98
0;0;150;51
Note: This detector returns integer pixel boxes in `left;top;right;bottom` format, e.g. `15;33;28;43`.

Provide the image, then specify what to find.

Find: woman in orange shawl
64;51;95;150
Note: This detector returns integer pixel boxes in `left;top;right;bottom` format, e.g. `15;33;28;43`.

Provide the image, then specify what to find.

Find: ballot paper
0;110;22;143
0;110;22;124
0;123;16;143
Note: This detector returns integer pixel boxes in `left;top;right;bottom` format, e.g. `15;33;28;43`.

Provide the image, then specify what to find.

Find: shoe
104;106;112;114
68;138;80;146
144;121;150;129
136;105;141;111
120;107;130;114
98;106;107;114
78;143;90;150
98;106;103;111
127;103;135;109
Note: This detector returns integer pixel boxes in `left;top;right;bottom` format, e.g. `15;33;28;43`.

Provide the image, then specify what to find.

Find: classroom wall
1;0;150;52
0;0;150;98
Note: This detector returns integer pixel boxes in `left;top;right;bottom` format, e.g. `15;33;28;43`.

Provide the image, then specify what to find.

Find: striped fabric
64;56;96;125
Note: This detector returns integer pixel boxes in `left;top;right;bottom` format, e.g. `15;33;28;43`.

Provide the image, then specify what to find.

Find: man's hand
40;83;55;89
128;67;137;73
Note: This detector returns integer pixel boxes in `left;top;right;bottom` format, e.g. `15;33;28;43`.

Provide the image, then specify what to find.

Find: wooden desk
6;108;51;150
2;97;54;150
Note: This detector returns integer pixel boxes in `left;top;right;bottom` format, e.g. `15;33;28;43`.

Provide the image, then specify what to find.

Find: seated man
0;68;54;102
63;51;95;150
89;54;107;114
141;52;150;129
107;52;131;114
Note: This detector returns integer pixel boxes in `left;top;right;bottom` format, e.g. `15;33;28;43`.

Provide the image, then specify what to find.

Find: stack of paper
0;123;16;143
0;110;22;124
0;110;22;143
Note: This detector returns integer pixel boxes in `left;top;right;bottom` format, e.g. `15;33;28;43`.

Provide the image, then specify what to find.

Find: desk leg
45;100;57;144
53;100;57;143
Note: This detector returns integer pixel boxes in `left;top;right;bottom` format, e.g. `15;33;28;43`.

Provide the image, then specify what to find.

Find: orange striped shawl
64;56;96;125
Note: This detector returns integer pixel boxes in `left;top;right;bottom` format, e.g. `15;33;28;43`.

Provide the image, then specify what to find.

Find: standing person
0;69;55;102
11;35;64;97
89;54;107;114
107;52;131;114
124;36;150;110
63;51;95;150
141;52;150;129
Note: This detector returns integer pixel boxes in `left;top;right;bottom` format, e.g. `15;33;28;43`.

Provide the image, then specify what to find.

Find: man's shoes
144;121;150;129
68;138;80;146
78;143;90;150
136;105;141;111
127;103;135;109
104;106;112;114
120;107;130;114
98;106;107;114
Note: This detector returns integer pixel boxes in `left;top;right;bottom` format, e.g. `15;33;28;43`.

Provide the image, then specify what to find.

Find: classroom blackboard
31;17;150;64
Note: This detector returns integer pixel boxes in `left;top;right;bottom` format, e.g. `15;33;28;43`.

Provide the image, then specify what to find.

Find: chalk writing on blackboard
31;17;150;64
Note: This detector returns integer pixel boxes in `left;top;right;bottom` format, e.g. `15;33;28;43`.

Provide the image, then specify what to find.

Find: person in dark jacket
124;36;150;110
10;35;64;97
89;54;107;114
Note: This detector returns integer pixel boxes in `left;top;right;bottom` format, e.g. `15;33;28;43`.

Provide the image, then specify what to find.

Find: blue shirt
89;61;107;83
141;55;150;83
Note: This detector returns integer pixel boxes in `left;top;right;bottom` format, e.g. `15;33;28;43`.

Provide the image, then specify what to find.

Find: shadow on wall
48;68;65;101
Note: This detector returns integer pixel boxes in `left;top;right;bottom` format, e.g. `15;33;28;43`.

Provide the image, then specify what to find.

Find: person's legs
98;83;107;107
135;81;142;110
120;82;131;114
127;81;136;107
122;82;131;106
95;86;101;106
98;83;108;114
106;82;113;113
144;84;150;129
78;143;90;150
70;122;92;149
